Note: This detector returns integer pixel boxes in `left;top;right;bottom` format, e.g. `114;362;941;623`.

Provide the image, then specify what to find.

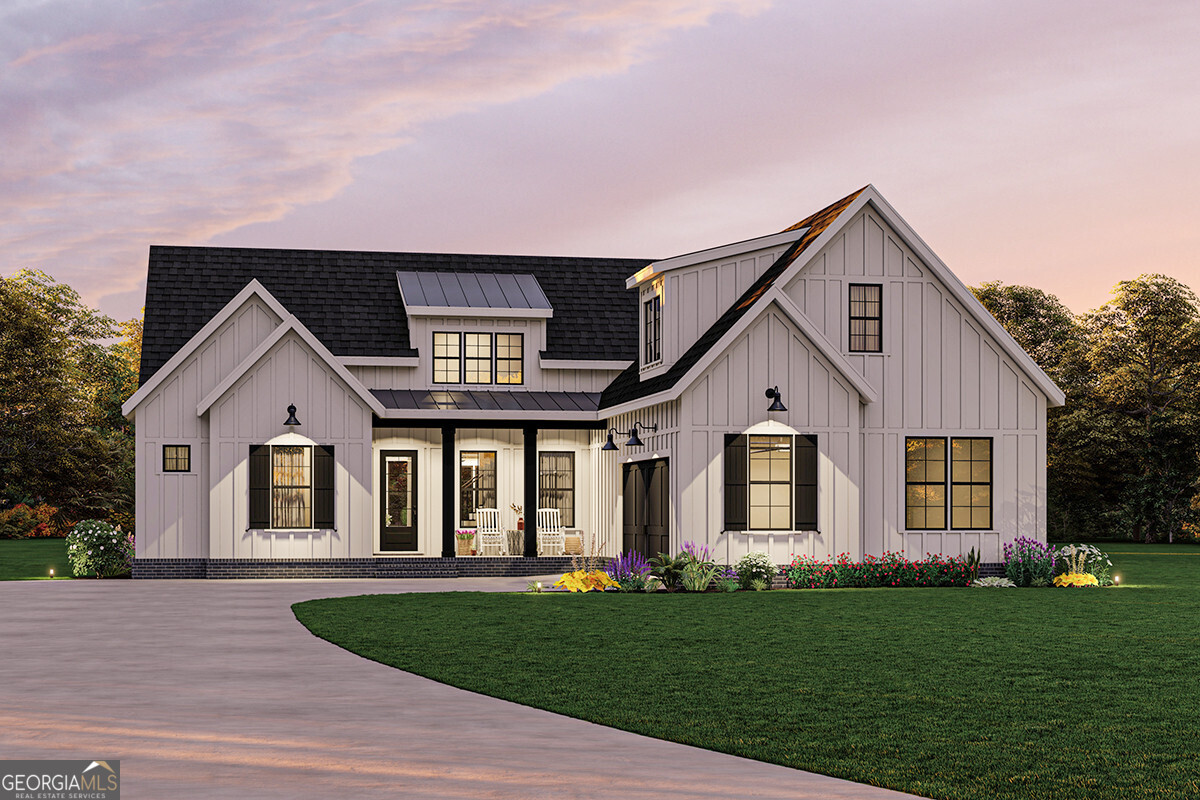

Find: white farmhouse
122;186;1064;577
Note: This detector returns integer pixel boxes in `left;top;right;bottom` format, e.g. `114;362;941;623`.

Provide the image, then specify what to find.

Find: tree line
0;269;1197;542
0;270;139;532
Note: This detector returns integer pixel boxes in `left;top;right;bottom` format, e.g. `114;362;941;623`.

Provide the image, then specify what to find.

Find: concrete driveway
0;578;921;799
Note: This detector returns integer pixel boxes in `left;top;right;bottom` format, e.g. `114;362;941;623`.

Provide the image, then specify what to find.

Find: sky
2;0;1198;325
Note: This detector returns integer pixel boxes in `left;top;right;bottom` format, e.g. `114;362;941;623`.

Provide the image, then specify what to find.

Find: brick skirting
132;556;582;579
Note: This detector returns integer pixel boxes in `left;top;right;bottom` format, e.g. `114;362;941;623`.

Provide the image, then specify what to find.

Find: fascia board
539;357;633;371
339;356;420;367
404;306;553;319
122;279;289;418
861;189;1067;407
196;317;387;418
625;229;807;289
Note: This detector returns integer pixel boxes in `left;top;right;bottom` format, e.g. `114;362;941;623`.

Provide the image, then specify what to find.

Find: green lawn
0;538;74;580
294;546;1200;800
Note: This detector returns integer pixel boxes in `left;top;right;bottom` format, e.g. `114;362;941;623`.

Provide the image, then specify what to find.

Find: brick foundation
132;556;582;579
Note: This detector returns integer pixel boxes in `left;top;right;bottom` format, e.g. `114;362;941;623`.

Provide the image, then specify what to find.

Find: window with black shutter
724;433;818;531
248;443;336;530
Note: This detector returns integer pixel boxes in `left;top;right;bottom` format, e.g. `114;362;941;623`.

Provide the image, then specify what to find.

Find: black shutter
723;434;748;530
249;445;271;529
314;445;335;529
794;435;818;530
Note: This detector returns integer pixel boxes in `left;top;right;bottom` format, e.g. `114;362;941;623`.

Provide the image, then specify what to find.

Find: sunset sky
3;0;1197;325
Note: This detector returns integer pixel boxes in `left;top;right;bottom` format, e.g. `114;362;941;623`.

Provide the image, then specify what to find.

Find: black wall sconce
765;386;787;413
601;421;659;450
284;404;301;427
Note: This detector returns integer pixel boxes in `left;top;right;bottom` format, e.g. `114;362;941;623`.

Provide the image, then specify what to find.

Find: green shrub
67;520;134;577
784;552;973;589
1002;537;1056;587
735;551;777;589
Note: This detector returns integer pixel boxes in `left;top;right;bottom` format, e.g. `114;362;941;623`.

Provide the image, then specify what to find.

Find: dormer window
644;295;661;364
433;332;523;385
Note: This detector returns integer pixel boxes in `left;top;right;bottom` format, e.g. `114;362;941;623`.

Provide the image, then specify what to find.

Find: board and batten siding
676;308;862;566
641;244;793;379
134;296;281;559
782;207;1048;561
208;331;373;559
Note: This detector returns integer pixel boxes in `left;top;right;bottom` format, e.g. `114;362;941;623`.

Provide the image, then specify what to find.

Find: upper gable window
644;295;661;365
848;284;883;353
433;332;523;386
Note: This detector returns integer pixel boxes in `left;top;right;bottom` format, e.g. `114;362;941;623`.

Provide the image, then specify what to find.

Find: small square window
163;445;190;473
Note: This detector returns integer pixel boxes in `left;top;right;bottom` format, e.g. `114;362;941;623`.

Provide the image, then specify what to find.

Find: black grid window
463;333;492;384
950;438;992;530
905;438;946;530
495;333;523;385
849;283;883;352
459;451;497;527
163;445;190;472
644;295;661;364
539;451;575;527
271;445;311;529
748;435;792;530
433;332;461;384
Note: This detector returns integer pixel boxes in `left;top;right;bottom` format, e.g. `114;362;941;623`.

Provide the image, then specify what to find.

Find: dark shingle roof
139;247;651;386
599;188;866;409
371;389;600;413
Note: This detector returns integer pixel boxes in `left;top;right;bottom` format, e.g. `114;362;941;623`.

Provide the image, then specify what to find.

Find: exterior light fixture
1114;575;1120;585
49;568;54;577
284;404;301;427
766;386;787;413
626;421;658;448
601;428;620;451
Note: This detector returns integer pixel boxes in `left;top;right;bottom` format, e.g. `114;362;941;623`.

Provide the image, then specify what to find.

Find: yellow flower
553;570;616;593
1053;572;1099;588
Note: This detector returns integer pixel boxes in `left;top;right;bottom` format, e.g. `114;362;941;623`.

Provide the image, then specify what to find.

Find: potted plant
510;503;524;531
455;529;476;556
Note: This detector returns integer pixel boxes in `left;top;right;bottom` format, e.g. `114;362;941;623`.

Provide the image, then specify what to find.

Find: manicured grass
293;545;1200;800
0;538;74;580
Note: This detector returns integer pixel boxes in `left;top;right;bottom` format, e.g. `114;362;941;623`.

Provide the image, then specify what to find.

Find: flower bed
783;552;973;589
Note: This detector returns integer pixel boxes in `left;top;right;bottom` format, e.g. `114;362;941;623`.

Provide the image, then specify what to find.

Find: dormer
397;271;553;390
627;228;808;379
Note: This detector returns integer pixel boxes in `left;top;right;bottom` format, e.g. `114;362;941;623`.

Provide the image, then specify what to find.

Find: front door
622;458;669;558
380;450;417;551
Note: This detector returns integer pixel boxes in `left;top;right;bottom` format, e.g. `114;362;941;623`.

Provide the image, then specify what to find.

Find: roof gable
139;246;650;386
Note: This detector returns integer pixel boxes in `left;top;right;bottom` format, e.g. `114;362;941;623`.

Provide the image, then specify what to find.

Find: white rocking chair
536;508;566;556
475;508;505;556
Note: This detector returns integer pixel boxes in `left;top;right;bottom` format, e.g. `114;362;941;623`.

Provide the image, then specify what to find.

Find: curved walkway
0;578;921;799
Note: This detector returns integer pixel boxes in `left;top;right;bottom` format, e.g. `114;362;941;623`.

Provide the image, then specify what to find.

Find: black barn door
622;458;669;558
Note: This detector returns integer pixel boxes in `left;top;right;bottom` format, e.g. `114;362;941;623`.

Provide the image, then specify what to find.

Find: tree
1081;275;1200;542
0;270;136;523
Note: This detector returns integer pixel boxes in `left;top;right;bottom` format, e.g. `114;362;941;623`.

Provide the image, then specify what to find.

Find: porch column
523;425;537;557
441;425;456;558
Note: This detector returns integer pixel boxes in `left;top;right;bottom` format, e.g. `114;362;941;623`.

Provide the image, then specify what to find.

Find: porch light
602;429;620;451
766;386;787;413
284;404;301;427
626;421;658;447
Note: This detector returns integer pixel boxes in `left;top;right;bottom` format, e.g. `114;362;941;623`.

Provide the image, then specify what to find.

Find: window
849;283;883;352
539;452;575;527
905;437;992;530
723;434;818;531
495;333;524;384
432;332;523;385
248;444;335;530
644;295;661;364
163;445;190;472
463;333;492;384
433;332;461;384
951;438;992;530
459;451;497;527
